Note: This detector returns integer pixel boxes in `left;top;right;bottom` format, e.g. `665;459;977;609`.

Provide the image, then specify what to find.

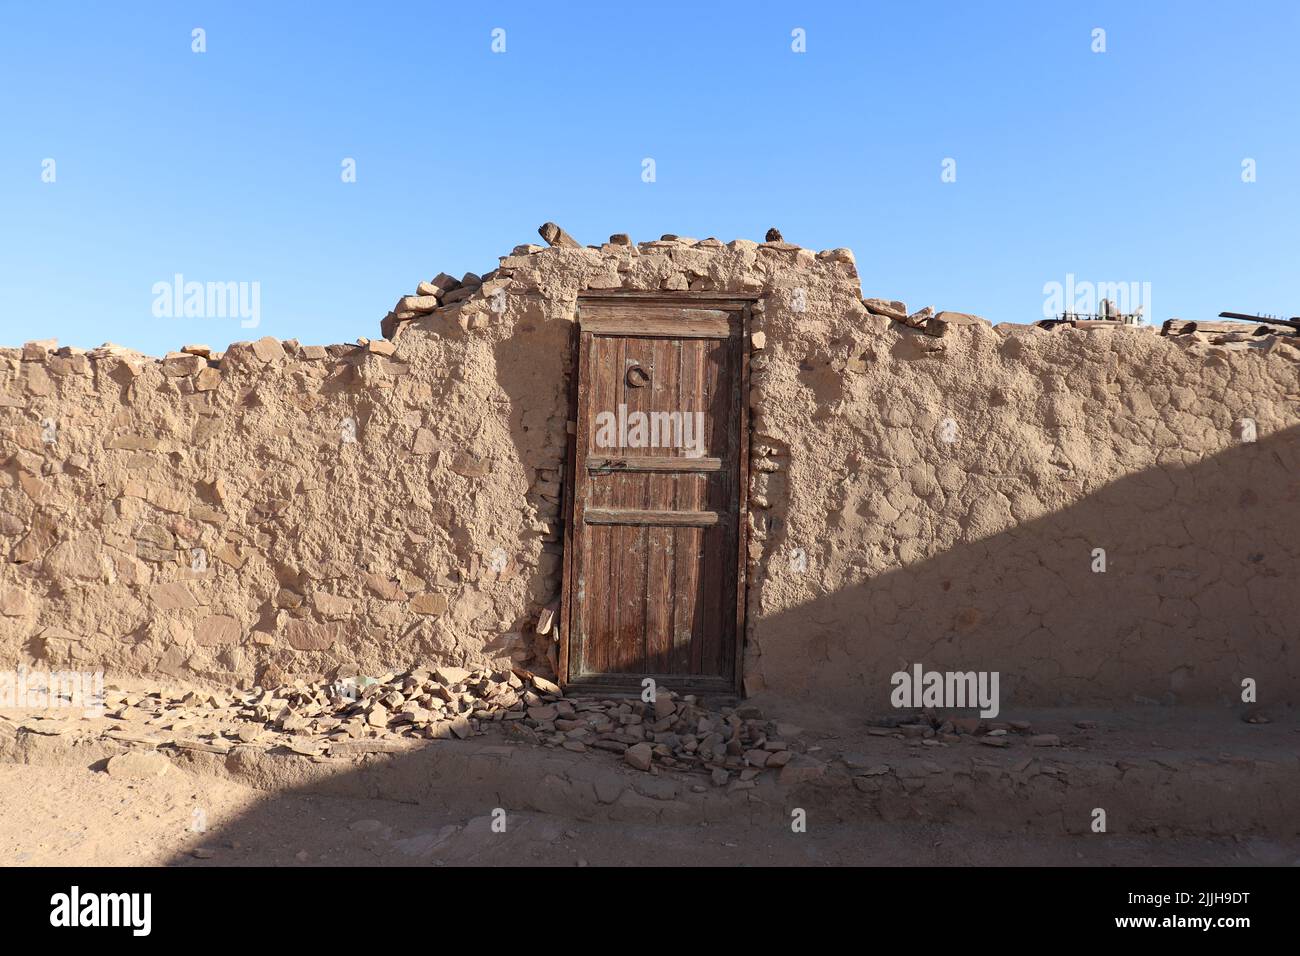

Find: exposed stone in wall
749;300;1299;710
2;230;1298;713
0;328;558;688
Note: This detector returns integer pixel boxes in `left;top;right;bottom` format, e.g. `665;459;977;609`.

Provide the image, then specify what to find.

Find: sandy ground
1;762;1295;868
3;686;1296;867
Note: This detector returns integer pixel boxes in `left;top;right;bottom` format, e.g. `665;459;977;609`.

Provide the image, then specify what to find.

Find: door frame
558;291;756;698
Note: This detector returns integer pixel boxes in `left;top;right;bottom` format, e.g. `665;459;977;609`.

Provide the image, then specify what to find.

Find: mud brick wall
2;233;1297;711
748;303;1300;711
0;330;569;689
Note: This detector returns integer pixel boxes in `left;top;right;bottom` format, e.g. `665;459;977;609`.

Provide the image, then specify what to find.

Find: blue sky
1;0;1297;355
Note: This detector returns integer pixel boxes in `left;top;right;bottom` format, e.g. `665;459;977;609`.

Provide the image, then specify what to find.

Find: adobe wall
0;317;569;690
2;232;1297;712
749;295;1299;712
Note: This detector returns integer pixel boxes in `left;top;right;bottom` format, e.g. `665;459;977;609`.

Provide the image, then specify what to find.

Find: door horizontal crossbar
587;456;722;473
583;508;720;527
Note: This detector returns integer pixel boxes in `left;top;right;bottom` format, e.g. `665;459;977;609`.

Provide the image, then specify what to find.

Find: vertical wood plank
589;334;616;675
697;336;725;676
569;328;596;677
673;338;703;674
732;305;752;693
604;336;624;672
558;319;582;684
644;335;677;671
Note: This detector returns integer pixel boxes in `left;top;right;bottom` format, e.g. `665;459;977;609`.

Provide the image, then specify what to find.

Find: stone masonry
2;226;1297;714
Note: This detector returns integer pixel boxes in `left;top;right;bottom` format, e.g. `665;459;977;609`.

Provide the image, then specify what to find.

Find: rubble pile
502;686;801;786
862;297;989;338
379;271;486;339
94;666;805;785
873;712;1063;749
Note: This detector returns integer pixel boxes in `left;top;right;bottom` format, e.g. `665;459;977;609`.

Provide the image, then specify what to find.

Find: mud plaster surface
2;235;1297;712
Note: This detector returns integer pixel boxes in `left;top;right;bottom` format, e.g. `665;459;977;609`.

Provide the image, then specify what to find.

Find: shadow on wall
752;422;1300;714
485;310;574;671
140;427;1298;867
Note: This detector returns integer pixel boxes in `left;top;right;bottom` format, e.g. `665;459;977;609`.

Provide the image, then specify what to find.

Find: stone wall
748;296;1300;712
2;230;1297;712
0;322;567;690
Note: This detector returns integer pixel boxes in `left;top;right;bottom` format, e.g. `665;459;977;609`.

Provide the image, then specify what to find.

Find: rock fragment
106;751;170;780
624;742;654;771
538;222;581;248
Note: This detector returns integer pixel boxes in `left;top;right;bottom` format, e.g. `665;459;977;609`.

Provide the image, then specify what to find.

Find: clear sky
2;1;1297;355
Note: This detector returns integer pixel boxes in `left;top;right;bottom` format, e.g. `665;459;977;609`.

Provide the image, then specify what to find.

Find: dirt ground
1;761;1296;868
3;682;1297;867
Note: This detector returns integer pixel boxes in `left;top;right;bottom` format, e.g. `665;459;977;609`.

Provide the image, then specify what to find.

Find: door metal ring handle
626;365;651;388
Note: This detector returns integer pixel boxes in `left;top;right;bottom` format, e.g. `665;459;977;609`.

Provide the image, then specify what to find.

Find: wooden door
560;296;749;695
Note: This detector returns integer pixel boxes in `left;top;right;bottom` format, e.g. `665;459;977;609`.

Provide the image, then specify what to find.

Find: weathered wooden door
560;296;749;695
